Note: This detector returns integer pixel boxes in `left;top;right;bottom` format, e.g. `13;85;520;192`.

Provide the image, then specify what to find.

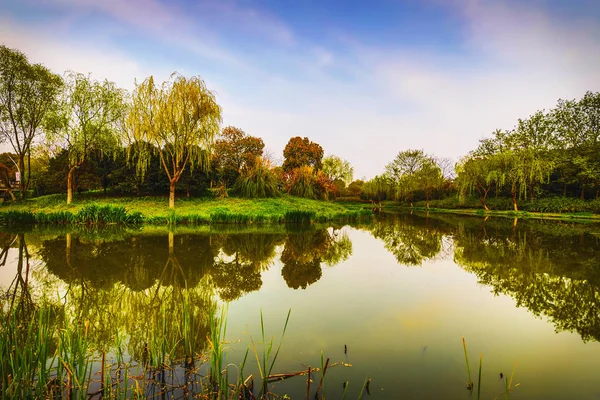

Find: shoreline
393;205;600;223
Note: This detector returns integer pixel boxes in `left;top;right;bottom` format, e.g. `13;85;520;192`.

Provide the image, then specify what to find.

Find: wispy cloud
1;0;598;179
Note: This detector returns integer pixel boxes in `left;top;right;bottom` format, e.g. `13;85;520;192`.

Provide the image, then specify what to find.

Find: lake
1;212;599;399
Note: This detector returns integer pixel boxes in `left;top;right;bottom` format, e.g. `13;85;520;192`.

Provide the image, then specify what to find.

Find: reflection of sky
0;248;20;288
226;228;600;399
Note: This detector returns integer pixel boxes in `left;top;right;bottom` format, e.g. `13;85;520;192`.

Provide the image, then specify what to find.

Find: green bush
233;157;281;198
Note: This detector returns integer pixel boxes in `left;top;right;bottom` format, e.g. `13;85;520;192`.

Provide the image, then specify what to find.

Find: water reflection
366;213;451;266
450;217;600;342
281;228;352;289
2;215;600;398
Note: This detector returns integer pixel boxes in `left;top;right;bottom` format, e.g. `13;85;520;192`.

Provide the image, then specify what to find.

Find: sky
1;0;599;180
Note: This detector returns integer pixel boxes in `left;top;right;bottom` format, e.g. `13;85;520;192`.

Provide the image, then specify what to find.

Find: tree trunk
511;189;518;212
563;182;567;197
19;155;26;199
168;231;174;257
479;187;490;211
67;166;76;205
480;199;489;211
169;180;176;209
580;187;585;200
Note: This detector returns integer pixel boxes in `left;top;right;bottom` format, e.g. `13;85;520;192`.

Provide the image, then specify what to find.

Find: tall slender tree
0;45;62;198
45;72;125;204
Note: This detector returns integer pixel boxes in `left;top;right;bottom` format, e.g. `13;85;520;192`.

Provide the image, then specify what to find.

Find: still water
1;213;600;399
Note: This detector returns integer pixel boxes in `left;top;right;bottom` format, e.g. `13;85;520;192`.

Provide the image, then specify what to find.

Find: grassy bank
406;206;600;222
0;193;373;225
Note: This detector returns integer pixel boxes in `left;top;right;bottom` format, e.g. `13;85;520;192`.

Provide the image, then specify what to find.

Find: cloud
1;0;599;179
0;17;175;91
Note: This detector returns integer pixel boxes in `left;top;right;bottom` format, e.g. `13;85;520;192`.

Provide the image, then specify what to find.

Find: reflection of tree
452;218;600;342
1;233;34;313
280;228;352;289
210;233;284;301
367;214;448;266
34;231;218;354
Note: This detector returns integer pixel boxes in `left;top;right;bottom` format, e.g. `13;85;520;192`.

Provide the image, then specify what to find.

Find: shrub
233;157;281;198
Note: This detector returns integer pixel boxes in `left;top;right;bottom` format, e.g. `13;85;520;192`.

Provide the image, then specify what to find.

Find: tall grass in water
250;309;292;397
0;307;57;398
57;318;93;400
207;304;229;396
462;336;519;400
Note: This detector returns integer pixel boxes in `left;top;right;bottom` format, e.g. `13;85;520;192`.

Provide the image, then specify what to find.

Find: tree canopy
282;136;324;172
0;45;63;197
45;72;125;204
127;74;222;208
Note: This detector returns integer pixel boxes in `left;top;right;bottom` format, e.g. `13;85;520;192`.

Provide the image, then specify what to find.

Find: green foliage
128;73;222;208
284;166;335;200
213;126;265;187
322;155;354;185
0;205;142;225
283;210;316;224
233;156;281;198
0;45;63;196
45;71;126;204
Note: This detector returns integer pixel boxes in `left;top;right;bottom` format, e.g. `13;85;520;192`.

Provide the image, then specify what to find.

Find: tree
384;149;428;203
282;136;324;172
0;45;62;198
414;158;443;209
456;156;497;210
489;150;553;211
213;126;264;187
322;155;354;185
127;74;222;208
45;72;125;204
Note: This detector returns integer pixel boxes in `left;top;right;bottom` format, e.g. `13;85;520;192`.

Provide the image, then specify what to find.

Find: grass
462;336;520;400
401;195;600;223
0;193;372;226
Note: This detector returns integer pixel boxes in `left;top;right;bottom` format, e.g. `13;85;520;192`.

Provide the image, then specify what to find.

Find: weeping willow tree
46;72;125;204
127;74;222;208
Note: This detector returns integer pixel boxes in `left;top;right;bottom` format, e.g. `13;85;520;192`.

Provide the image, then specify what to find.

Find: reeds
462;336;519;400
250;309;292;397
0;204;143;225
284;210;316;224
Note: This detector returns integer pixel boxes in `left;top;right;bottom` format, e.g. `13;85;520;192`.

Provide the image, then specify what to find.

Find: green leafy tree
322;155;354;185
414;158;443;208
127;74;222;208
213;126;264;187
282;136;324;172
0;45;62;198
384;149;428;203
489;150;554;211
45;72;125;204
456;156;497;210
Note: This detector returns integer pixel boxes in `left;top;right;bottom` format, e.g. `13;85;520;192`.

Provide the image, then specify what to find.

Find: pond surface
1;213;600;399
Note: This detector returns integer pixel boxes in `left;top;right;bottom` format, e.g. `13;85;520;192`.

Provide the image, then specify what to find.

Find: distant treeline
1;44;599;212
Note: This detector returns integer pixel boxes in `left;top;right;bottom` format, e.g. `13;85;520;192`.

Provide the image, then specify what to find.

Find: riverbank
391;205;600;222
0;193;373;225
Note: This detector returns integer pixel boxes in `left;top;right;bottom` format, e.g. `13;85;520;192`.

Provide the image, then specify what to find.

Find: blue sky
1;0;599;179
